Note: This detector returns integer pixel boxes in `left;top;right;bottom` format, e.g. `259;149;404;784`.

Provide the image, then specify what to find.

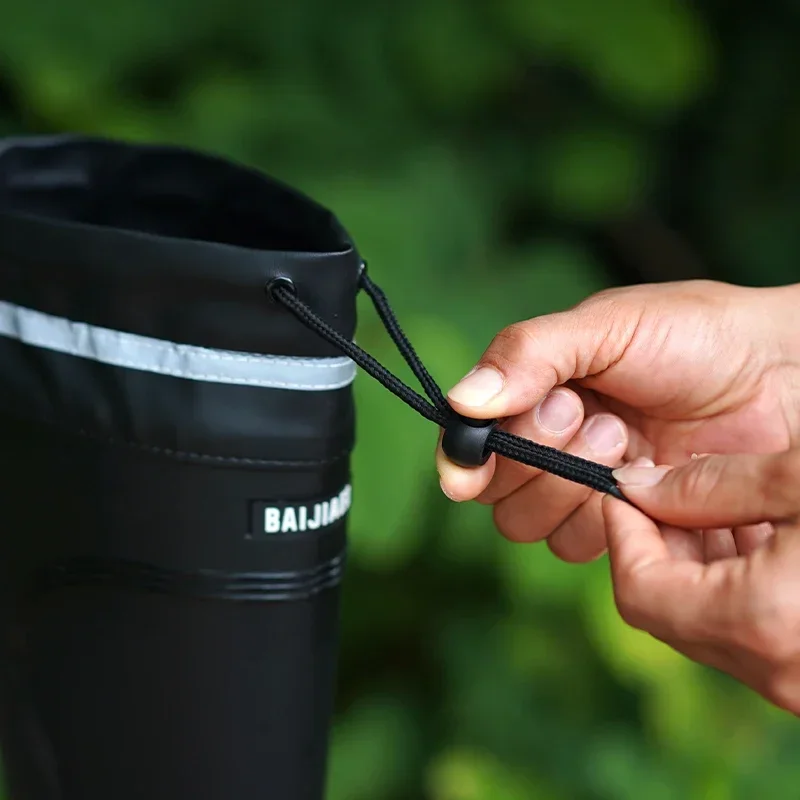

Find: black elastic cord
358;267;449;410
270;271;625;501
270;278;447;427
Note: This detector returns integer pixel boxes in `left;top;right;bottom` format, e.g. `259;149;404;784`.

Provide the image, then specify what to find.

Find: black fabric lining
0;136;362;360
0;135;350;255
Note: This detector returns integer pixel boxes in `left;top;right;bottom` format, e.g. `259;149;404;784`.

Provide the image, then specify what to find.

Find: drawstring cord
268;267;625;501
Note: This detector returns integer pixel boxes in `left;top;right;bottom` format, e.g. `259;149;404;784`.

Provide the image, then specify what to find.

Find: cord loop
270;270;626;500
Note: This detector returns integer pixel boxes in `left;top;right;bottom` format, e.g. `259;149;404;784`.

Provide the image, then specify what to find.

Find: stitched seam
73;426;350;466
3;410;350;467
94;436;349;466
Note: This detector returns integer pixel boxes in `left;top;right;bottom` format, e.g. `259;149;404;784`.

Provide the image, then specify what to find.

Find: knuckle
580;286;626;311
677;456;727;509
492;502;545;544
549;538;606;564
484;319;564;394
688;456;720;496
572;293;643;375
546;512;606;564
490;321;542;365
760;452;800;518
492;503;523;543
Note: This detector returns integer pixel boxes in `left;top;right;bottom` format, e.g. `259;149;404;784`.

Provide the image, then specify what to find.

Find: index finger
445;299;637;419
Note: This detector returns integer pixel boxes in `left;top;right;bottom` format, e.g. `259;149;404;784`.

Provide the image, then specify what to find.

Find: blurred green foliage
2;0;800;797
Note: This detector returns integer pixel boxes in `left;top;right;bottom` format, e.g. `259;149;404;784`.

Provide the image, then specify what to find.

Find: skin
606;451;800;716
436;278;800;713
437;280;800;563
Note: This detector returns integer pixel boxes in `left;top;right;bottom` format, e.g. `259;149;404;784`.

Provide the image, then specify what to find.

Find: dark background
2;0;800;797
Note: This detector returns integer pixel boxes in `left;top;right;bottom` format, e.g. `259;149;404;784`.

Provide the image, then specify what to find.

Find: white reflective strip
0;300;356;391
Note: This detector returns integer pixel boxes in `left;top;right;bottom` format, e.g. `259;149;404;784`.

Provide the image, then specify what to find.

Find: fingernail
439;477;460;502
629;457;656;468
583;415;625;454
447;366;504;408
612;464;670;487
536;389;580;433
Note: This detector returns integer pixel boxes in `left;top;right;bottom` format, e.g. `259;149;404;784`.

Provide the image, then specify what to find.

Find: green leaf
437;500;496;567
581;567;691;688
496;538;592;605
299;149;494;301
585;727;689;800
427;747;558;800
349;311;474;570
393;0;521;115
497;0;716;115
579;0;716;115
535;126;651;221
326;694;421;800
348;359;435;570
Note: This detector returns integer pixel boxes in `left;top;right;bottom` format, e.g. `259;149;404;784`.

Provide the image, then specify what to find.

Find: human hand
603;450;800;715
436;280;800;562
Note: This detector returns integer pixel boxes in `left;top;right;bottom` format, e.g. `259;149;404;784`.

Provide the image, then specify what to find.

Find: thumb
602;494;740;646
446;297;639;419
603;494;672;576
612;450;800;529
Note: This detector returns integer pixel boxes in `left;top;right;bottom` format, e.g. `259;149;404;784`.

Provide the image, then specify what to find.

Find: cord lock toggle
442;415;498;468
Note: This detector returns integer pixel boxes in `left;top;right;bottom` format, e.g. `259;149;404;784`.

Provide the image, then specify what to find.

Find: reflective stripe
0;300;356;390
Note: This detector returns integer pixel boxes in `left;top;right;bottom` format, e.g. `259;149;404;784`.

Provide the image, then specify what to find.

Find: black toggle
442;415;498;468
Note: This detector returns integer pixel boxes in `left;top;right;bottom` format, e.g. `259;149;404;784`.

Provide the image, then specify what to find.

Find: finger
702;523;774;562
493;414;627;543
733;523;774;556
661;526;705;562
603;495;739;644
546;493;607;563
436;432;496;502
547;456;655;563
477;386;584;505
446;299;639;420
612;450;800;529
702;529;738;562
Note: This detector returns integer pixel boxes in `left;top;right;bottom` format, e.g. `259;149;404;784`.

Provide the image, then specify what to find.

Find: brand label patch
251;484;352;535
